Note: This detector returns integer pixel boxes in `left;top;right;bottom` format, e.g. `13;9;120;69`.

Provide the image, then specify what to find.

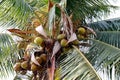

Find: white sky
104;0;120;20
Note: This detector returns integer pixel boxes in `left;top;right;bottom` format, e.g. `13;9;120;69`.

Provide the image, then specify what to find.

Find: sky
104;0;120;20
1;0;120;80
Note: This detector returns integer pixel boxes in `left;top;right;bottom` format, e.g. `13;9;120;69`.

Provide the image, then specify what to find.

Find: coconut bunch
8;2;95;80
11;24;94;80
13;48;47;79
12;27;89;78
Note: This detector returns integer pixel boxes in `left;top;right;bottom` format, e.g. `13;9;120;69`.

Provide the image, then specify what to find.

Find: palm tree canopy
0;0;120;80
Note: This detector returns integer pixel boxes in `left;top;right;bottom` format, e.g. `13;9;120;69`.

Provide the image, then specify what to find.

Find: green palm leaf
87;39;120;69
89;18;120;31
58;46;101;80
95;31;120;48
0;33;14;59
54;0;117;22
86;39;120;80
0;0;33;29
0;0;49;30
0;33;16;78
88;18;120;48
66;0;117;22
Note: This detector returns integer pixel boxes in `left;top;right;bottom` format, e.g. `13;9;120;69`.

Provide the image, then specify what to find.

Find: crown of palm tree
0;0;120;80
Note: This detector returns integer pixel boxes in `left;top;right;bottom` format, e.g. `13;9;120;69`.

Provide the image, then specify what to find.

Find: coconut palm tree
0;0;120;80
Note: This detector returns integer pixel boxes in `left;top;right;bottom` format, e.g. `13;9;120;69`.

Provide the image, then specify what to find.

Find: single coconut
60;39;68;47
31;63;39;71
40;54;47;62
21;61;29;69
72;40;79;45
34;37;43;45
57;34;66;40
36;57;42;64
78;27;86;34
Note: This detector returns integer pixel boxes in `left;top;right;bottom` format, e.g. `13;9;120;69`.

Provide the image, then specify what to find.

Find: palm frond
58;46;101;80
85;39;120;80
87;39;120;69
88;18;120;31
65;0;117;22
35;0;48;7
95;31;120;48
0;33;16;78
0;33;14;59
0;0;33;29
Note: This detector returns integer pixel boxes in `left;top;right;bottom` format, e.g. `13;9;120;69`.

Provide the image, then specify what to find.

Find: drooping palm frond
87;39;120;69
88;18;120;31
88;18;120;48
0;0;33;29
0;33;16;78
58;46;101;80
95;31;120;48
86;39;120;80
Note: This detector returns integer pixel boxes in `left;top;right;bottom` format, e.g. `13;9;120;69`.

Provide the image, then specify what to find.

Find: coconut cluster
13;51;47;74
13;27;87;77
11;8;91;79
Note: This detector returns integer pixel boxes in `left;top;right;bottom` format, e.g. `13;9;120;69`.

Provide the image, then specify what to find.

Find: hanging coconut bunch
8;0;96;80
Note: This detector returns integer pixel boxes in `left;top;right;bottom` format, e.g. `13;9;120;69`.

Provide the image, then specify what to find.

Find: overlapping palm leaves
88;18;120;79
0;0;119;80
0;0;33;30
0;33;16;78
